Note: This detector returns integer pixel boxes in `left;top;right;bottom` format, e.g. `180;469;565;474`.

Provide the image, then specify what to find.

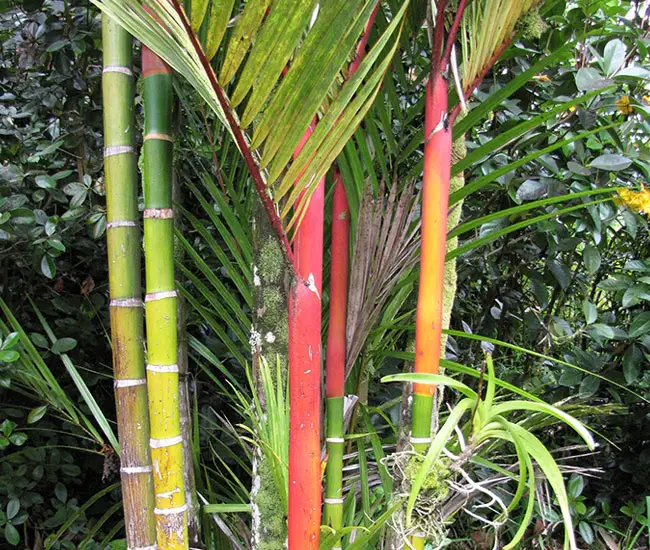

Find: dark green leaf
590;154;632;171
578;521;594;545
27;406;47;424
583;245;601;274
40;255;55;279
575;67;612;91
51;338;77;355
35;175;56;189
629;312;650;339
9;432;27;446
582;301;597;325
516;179;547;202
0;350;19;363
6;499;19;521
4;523;19;546
54;483;67;503
602;39;626;76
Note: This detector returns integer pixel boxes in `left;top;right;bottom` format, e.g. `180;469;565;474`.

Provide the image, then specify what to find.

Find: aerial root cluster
382;449;513;550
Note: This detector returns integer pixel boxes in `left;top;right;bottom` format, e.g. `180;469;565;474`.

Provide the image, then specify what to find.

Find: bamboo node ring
146;363;179;373
110;297;143;308
104;145;134;157
149;435;183;448
120;465;153;474
114;378;147;388
144;290;177;302
107;220;137;229
102;65;133;76
143;132;173;142
143;208;174;219
154;504;188;515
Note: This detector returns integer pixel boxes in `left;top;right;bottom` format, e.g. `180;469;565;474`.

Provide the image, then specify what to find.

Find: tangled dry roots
381;451;450;548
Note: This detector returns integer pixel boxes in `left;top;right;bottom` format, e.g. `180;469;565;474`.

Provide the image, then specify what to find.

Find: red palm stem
288;124;324;550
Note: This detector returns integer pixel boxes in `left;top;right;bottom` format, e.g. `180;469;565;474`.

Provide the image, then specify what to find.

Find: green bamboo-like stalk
102;16;157;550
142;46;189;550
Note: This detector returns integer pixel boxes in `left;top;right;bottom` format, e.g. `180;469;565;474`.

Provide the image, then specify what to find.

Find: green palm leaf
91;0;407;236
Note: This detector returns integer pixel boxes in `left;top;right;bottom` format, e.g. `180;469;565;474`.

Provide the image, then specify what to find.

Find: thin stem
141;45;189;549
440;0;469;72
430;0;447;76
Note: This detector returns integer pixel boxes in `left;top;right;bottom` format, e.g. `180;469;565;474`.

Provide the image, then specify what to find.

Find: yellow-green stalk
142;45;188;550
102;16;157;550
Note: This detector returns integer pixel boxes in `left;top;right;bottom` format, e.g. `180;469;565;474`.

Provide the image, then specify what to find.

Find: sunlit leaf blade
382;373;477;399
453;87;614;176
190;0;210;31
251;0;370;152
276;1;407;217
231;0;318;110
449;198;612;260
492;401;595;450
205;0;236;60
450;188;618;239
218;0;272;84
505;422;578;549
460;0;543;88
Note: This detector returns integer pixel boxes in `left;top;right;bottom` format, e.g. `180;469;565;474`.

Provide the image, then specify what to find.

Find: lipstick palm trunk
101;16;157;550
288;129;325;550
141;46;189;550
323;8;377;534
323;171;348;538
411;74;452;455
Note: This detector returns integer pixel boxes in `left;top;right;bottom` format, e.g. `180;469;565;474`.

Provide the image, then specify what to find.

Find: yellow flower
643;95;650;105
616;95;633;116
617;185;650;216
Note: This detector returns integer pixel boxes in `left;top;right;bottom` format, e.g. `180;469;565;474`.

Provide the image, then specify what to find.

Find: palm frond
92;0;407;238
346;182;420;376
460;0;543;90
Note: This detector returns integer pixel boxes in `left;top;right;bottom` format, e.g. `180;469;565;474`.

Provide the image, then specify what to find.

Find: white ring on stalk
154;504;188;515
143;208;174;219
104;145;134;157
143;132;173;142
147;364;179;373
150;435;183;448
103;65;133;76
144;290;177;302
114;378;147;388
110;298;143;308
120;465;153;474
107;220;137;229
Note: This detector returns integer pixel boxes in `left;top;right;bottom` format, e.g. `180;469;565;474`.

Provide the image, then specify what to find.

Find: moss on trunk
250;197;289;550
439;135;467;355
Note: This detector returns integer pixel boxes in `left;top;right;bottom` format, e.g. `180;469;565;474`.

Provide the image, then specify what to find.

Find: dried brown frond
345;180;421;375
